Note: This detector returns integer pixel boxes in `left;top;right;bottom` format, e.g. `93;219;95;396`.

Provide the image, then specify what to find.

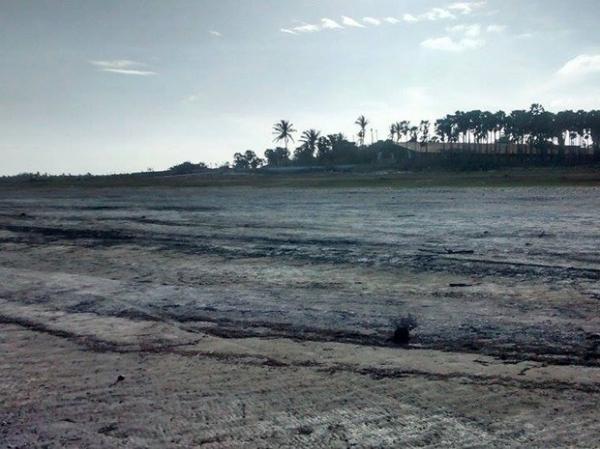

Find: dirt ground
1;186;599;448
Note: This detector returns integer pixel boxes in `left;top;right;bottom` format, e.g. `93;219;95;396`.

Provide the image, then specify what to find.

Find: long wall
399;142;596;157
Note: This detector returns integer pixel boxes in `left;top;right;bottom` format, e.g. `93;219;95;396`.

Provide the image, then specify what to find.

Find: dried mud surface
1;186;599;448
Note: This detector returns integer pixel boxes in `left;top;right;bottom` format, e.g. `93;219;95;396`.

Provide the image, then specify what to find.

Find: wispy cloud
556;54;600;79
342;16;365;28
363;17;382;26
422;8;456;21
404;1;486;23
280;9;445;37
403;7;455;23
293;23;319;33
89;60;157;76
209;30;223;37
421;36;484;52
321;18;343;29
448;1;487;15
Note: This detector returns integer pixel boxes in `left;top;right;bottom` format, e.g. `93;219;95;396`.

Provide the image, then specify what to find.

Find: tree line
229;104;600;170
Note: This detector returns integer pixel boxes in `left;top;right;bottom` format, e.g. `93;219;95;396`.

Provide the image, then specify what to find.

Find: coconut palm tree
272;120;297;150
300;129;321;153
355;115;369;146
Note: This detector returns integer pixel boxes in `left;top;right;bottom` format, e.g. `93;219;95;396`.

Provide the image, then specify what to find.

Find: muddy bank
0;186;599;366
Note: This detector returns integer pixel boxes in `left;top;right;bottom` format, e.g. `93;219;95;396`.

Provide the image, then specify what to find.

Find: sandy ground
1;186;599;448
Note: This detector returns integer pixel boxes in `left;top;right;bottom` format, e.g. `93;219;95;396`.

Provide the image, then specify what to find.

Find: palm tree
419;120;430;143
409;126;419;142
392;121;411;142
300;129;321;153
435;116;453;143
492;111;506;146
588;110;600;152
453;111;469;143
272;120;297;150
355;115;369;146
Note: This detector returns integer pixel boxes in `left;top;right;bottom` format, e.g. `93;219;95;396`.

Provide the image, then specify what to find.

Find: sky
1;0;599;175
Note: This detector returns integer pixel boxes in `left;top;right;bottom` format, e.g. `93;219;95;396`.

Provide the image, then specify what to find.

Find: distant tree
419;120;430;143
233;152;249;170
233;150;262;170
264;147;291;167
398;121;411;142
492;111;506;144
293;146;314;165
479;111;496;143
588;110;600;151
272;120;297;150
169;161;208;174
294;129;321;165
389;123;397;142
394;122;403;143
506;109;529;144
247;150;264;169
435;116;453;143
259;105;599;169
355;115;369;146
409;126;419;142
555;110;574;146
299;129;321;154
315;137;331;163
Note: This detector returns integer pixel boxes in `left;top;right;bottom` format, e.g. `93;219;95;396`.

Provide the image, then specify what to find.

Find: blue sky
1;0;599;174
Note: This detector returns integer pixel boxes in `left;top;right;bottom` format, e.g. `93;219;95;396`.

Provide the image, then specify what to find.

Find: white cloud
363;17;382;26
422;8;456;20
101;69;157;76
384;17;400;24
532;55;600;106
90;60;140;69
404;7;457;23
486;24;506;33
89;60;156;76
321;18;343;29
448;1;486;14
280;28;298;35
209;30;222;37
342;16;365;28
421;36;484;52
293;23;319;33
556;54;600;79
447;24;481;37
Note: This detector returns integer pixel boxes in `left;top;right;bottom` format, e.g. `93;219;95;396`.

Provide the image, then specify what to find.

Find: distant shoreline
2;166;600;189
